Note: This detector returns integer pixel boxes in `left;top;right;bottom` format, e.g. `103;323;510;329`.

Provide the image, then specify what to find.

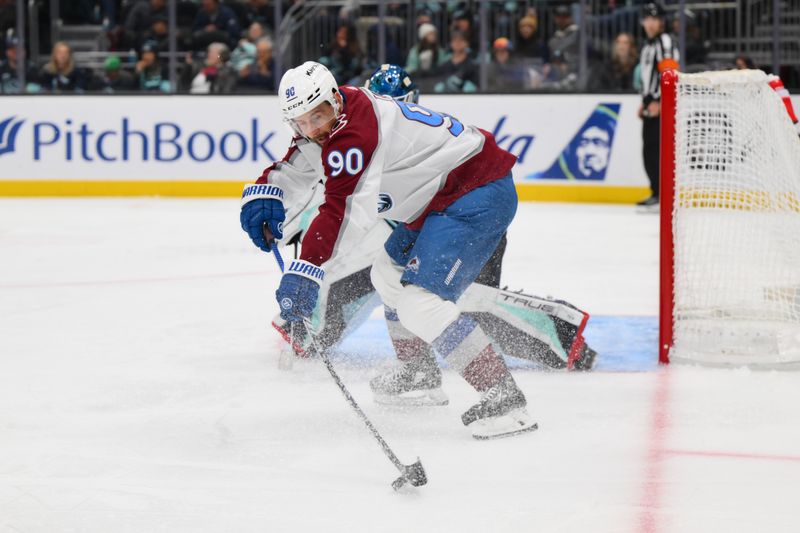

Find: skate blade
470;408;539;440
636;205;660;214
373;388;449;407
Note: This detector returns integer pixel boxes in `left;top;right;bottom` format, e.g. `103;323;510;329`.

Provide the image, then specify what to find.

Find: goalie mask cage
659;69;800;367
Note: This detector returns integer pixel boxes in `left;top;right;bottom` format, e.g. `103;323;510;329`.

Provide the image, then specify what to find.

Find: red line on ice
636;368;671;533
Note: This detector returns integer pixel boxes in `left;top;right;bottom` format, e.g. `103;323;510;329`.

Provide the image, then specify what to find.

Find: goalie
270;64;596;377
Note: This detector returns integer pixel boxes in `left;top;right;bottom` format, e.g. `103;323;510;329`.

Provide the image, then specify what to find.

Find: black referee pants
642;116;661;197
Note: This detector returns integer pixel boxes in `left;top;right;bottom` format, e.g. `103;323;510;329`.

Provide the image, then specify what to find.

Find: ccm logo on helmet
286;101;304;111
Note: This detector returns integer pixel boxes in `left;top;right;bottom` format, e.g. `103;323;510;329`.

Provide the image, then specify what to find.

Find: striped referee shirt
639;32;680;105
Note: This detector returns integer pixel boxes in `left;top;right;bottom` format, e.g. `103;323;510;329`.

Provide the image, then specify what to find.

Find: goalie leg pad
458;284;594;370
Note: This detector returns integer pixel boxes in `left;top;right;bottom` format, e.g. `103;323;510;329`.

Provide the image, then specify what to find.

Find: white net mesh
671;69;800;366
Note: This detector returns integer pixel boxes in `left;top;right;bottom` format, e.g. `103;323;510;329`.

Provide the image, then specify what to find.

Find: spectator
415;2;443;15
735;55;755;70
182;41;237;93
40;41;88;92
140;14;170;53
0;31;40;93
405;22;448;77
238;37;275;91
231;22;265;72
363;24;405;75
488;37;526;92
94;55;136;92
193;0;241;49
512;14;550;65
319;24;364;85
415;7;433;27
433;30;477;93
671;10;709;67
136;41;170;92
123;0;166;49
547;5;579;77
590;32;638;92
241;0;275;31
451;9;478;54
513;14;548;65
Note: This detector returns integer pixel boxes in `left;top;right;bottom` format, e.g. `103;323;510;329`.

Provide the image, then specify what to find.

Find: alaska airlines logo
492;116;534;164
0;116;25;157
378;192;393;213
527;103;621;181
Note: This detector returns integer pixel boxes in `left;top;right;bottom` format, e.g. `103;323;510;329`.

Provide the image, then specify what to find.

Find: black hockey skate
461;375;538;440
636;195;660;214
370;357;449;407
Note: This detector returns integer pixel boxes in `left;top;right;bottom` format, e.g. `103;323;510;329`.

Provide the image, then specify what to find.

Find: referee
637;2;679;210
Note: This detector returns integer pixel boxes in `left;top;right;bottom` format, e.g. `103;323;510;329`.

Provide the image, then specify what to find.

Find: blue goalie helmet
365;64;420;103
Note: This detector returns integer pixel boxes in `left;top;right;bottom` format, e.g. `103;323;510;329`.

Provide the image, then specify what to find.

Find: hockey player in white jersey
270;64;595;375
240;61;585;438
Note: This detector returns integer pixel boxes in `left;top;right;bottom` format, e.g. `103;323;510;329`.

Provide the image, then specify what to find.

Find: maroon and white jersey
256;85;516;268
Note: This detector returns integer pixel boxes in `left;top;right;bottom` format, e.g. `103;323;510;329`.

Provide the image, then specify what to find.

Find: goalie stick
271;243;427;491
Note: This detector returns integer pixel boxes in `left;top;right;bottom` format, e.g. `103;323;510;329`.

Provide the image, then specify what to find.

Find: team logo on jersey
406;256;420;273
526;103;621;181
280;297;293;310
0;116;25;157
330;115;348;137
377;193;393;213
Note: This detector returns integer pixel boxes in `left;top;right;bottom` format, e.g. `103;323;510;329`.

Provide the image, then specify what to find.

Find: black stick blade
391;459;428;491
405;459;427;487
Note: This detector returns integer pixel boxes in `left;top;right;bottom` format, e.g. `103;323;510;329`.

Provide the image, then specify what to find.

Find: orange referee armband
658;58;679;72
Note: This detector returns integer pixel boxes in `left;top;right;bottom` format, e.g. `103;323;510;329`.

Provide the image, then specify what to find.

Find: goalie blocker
273;275;595;371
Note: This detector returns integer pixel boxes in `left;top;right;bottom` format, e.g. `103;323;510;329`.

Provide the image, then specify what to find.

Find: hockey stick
271;243;427;491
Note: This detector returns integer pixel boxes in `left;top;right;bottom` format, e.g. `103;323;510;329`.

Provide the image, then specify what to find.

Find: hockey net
660;69;800;366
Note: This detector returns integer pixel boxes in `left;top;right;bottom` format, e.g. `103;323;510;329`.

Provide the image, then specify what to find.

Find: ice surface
1;199;799;533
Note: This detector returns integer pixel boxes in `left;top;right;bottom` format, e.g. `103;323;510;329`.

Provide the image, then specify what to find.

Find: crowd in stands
0;0;771;95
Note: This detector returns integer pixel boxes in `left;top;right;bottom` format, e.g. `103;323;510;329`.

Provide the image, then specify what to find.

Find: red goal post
659;69;800;367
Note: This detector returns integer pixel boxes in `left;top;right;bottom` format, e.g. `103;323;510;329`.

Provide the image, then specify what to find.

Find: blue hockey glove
240;183;285;252
276;259;325;322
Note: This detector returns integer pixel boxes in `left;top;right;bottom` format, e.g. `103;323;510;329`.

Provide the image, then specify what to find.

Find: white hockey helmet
278;61;341;137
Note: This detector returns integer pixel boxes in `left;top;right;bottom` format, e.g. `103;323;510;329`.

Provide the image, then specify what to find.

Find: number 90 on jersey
327;147;364;177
